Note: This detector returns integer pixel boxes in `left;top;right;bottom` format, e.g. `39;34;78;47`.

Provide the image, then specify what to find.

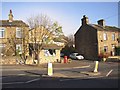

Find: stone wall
97;30;119;56
0;56;17;65
75;25;98;60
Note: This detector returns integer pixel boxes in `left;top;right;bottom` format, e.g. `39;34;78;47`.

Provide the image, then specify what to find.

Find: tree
61;34;76;56
115;46;120;55
27;14;64;65
3;24;29;64
66;34;75;47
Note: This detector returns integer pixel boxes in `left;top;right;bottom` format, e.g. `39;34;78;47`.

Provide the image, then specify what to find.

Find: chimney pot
97;19;105;27
8;9;13;22
81;15;89;25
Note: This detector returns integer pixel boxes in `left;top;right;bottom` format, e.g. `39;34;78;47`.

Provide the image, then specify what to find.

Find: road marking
3;74;26;76
87;76;104;79
60;78;80;81
2;82;25;85
0;77;7;80
106;69;113;77
25;78;40;83
72;65;90;69
60;76;104;81
18;74;26;76
2;78;40;85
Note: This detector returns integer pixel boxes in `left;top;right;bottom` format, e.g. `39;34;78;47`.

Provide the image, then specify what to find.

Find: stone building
29;26;65;64
75;15;120;60
0;10;29;56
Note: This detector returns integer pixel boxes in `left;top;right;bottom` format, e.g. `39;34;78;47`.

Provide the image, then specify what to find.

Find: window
112;33;115;41
16;27;22;38
103;33;107;40
0;28;5;38
104;46;108;52
16;44;22;54
44;49;56;56
0;44;5;48
0;44;5;51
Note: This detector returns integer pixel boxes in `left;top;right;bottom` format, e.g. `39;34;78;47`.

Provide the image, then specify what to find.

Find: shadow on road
24;71;43;77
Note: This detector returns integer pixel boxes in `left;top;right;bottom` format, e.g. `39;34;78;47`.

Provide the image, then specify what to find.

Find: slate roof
89;24;120;32
0;20;29;27
53;35;67;43
42;44;63;49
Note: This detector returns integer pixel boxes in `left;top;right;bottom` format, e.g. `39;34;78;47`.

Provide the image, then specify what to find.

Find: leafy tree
115;46;120;55
27;14;64;65
61;34;76;56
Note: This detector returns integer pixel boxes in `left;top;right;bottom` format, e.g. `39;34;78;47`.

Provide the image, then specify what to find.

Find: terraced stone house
75;15;120;60
0;10;29;56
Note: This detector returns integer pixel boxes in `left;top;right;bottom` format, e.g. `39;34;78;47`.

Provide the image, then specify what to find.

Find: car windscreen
76;54;81;56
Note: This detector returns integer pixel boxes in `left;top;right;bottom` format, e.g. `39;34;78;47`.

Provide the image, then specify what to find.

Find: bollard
94;61;99;73
48;62;53;76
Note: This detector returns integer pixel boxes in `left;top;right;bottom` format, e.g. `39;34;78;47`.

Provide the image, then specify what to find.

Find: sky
0;1;119;36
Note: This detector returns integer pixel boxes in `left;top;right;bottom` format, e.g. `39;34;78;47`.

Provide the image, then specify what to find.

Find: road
0;60;119;88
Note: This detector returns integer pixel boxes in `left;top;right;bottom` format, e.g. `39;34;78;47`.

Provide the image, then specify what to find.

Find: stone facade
97;30;119;56
0;10;65;64
75;15;120;60
75;24;98;60
29;26;64;64
0;10;29;56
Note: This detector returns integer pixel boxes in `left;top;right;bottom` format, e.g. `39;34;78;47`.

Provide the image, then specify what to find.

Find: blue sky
1;2;119;36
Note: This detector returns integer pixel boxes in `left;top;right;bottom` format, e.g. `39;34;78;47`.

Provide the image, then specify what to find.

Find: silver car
69;53;84;60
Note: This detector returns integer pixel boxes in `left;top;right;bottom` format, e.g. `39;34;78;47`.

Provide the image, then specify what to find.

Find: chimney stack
97;19;105;27
81;15;89;25
8;9;13;22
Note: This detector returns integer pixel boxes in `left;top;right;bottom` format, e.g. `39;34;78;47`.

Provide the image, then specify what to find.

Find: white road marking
60;76;104;81
72;65;90;69
106;69;113;77
3;74;26;76
60;78;79;81
25;78;40;83
18;74;26;75
87;76;104;79
2;82;25;85
0;77;7;80
2;78;40;85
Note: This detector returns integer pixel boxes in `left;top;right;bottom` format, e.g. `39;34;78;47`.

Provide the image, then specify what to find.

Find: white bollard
94;61;99;73
48;62;53;76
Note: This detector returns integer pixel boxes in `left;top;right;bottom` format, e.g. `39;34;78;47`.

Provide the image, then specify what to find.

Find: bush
98;52;109;61
61;45;76;56
115;46;120;56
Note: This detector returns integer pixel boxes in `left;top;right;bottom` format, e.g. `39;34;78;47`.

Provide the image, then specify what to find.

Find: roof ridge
89;24;119;29
0;20;24;22
89;24;120;31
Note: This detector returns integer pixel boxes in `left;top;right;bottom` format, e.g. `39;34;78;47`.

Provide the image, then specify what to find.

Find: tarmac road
1;60;119;88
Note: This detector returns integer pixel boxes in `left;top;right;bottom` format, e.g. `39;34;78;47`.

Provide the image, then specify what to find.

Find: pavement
2;60;118;78
33;60;102;78
39;60;92;69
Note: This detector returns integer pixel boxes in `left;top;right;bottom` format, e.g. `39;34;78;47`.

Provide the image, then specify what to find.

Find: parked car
69;53;84;60
60;53;64;57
